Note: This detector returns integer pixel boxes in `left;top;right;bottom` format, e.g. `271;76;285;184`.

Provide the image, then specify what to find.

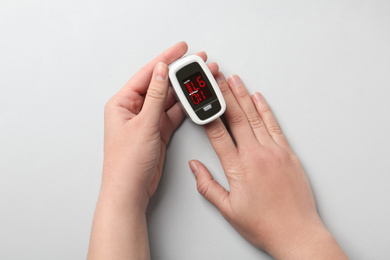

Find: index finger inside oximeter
168;55;226;125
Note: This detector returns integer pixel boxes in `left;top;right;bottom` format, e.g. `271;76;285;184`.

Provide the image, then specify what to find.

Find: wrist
269;222;347;260
89;179;151;260
100;167;150;213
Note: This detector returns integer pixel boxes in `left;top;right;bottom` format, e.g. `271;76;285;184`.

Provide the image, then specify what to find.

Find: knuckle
234;86;248;99
229;111;247;127
147;85;166;100
208;124;229;142
246;113;264;130
267;123;283;136
197;180;211;198
219;81;230;94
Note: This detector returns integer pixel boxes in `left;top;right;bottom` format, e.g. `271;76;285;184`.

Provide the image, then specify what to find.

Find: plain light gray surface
1;0;390;259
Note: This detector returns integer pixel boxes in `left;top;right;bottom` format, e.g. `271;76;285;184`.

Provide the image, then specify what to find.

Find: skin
189;74;348;259
87;42;348;260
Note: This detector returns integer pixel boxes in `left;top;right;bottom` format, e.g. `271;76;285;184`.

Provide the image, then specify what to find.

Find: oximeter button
203;104;212;111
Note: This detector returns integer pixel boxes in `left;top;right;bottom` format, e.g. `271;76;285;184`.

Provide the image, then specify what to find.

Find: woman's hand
189;74;348;259
88;42;219;260
101;46;188;212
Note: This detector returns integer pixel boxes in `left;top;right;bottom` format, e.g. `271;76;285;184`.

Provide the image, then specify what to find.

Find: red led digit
192;81;199;91
185;82;199;94
191;93;200;105
197;76;206;88
200;90;206;100
183;72;213;106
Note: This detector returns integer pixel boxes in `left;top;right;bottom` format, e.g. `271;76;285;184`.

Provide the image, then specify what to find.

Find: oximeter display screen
175;61;221;120
183;72;213;106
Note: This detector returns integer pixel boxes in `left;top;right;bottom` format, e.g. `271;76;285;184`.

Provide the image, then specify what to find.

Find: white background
1;0;390;259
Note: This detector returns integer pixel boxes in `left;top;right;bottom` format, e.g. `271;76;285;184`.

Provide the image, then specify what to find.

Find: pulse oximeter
169;55;226;125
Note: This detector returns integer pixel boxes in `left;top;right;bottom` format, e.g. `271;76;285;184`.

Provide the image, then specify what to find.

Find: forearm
87;182;150;260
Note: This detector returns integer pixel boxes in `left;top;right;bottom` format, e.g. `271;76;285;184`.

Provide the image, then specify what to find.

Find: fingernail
188;160;198;176
215;72;224;83
229;74;242;88
154;62;167;81
252;92;264;103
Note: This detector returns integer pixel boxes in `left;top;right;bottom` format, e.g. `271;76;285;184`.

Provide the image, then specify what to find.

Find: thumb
189;160;231;215
141;62;169;126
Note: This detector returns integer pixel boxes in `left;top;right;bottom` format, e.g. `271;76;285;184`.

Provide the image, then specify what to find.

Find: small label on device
203;104;212;111
195;99;222;120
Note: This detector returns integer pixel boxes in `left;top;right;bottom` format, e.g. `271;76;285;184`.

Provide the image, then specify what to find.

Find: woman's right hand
189;73;348;259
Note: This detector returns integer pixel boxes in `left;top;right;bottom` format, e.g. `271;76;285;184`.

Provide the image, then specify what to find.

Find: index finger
204;118;238;171
124;41;188;94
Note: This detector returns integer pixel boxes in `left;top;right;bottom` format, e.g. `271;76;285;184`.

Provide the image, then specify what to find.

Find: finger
204;118;238;169
215;72;258;148
140;62;169;126
228;75;272;145
160;102;185;144
191;51;219;76
164;87;177;111
125;41;188;94
252;92;290;148
194;51;207;62
166;102;185;129
208;62;219;77
187;51;220;76
189;160;231;216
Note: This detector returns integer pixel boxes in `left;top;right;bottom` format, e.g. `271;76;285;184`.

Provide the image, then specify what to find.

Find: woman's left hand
101;42;218;211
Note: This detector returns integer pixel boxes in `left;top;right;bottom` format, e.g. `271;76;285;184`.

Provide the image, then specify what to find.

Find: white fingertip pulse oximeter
168;55;226;125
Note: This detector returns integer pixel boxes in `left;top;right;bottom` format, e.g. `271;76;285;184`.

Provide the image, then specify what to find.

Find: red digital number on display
184;75;208;105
